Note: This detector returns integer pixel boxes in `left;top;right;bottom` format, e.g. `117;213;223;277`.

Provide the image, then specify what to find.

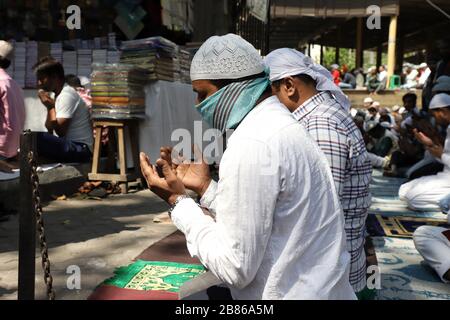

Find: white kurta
399;125;450;211
171;96;356;300
413;225;450;283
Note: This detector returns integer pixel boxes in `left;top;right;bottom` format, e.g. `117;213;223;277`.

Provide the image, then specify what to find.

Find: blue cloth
195;76;270;133
439;193;450;214
36;132;91;163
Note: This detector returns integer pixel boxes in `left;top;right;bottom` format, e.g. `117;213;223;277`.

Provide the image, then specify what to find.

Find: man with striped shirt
265;49;373;299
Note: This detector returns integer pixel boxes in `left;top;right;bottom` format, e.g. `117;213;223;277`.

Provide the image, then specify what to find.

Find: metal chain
28;151;56;300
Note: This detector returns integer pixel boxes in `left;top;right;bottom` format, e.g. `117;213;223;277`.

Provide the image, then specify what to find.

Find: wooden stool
88;119;141;194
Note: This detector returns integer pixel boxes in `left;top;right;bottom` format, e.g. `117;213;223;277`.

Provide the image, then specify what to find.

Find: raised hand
160;145;212;197
413;129;434;148
38;90;55;110
140;152;186;205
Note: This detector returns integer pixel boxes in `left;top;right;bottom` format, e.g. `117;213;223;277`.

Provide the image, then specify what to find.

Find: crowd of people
350;91;450;285
329;61;432;94
0;33;449;299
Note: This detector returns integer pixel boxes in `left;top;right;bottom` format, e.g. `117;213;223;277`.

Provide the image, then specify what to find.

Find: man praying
264;48;372;299
139;34;356;300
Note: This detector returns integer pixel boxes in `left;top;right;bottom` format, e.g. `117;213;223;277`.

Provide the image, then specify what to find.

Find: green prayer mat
356;286;377;300
103;260;206;293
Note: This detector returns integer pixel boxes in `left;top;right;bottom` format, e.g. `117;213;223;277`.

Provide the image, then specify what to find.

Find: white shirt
418;68;431;85
55;84;93;150
171;96;356;300
378;70;387;82
438;125;450;174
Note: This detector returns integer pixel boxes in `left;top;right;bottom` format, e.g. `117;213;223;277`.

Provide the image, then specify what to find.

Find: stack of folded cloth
179;49;192;84
90;63;147;119
120;36;181;82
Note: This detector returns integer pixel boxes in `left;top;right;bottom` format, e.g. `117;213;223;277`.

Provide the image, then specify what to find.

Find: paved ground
0;190;176;300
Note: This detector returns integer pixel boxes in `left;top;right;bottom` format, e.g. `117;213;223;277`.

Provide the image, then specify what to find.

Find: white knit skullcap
429;93;450;110
364;97;374;104
0;41;13;60
190;34;264;81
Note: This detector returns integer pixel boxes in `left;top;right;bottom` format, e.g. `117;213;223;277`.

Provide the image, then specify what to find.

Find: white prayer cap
419;62;427;69
429;93;450;110
264;48;350;110
0;41;13;60
432;75;450;93
391;105;401;112
79;76;90;87
372;101;380;108
190;34;264;81
363;97;374;104
330;64;339;70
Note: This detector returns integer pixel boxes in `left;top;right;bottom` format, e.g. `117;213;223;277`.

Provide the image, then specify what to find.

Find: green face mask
195;75;270;133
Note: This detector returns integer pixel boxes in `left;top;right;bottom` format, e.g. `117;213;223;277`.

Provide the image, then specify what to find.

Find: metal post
356;17;364;69
18;130;37;300
265;0;271;55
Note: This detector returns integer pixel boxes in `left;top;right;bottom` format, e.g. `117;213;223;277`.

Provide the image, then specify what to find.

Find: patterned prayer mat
369;170;450;300
103;260;206;292
373;237;450;300
89;260;206;300
88;231;207;300
367;214;450;238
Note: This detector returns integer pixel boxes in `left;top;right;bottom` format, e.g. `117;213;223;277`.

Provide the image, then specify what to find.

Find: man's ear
282;77;297;97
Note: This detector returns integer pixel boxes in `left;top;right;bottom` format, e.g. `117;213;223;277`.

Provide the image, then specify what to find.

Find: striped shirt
293;91;372;293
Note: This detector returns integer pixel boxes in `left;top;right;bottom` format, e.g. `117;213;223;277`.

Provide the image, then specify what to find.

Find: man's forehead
192;80;214;91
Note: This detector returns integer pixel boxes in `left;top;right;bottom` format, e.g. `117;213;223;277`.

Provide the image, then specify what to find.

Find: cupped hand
140;152;186;205
159;145;212;197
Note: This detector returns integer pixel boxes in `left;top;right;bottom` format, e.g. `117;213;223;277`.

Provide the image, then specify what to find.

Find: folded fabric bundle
119;36;191;83
92;97;145;104
90;63;147;119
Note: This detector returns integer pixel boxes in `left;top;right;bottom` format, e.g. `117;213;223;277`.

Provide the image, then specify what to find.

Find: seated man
366;67;380;93
140;34;356;300
33;57;93;163
413;213;450;284
0;40;25;163
399;93;450;211
366;121;398;158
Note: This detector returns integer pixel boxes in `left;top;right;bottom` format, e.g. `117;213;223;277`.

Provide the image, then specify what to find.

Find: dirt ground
0;190;176;300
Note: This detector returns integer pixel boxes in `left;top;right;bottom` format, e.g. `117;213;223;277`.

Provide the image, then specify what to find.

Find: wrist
197;178;212;197
168;193;185;207
167;194;190;217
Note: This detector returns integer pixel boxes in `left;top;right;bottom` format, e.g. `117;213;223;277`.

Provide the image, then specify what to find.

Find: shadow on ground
0;191;169;254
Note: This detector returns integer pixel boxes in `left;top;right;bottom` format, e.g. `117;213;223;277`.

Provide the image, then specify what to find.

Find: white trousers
413;225;450;283
399;172;450;211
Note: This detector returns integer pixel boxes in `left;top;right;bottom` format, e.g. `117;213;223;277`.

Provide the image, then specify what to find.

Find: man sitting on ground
413;195;450;283
399;93;450;211
33;57;93;163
